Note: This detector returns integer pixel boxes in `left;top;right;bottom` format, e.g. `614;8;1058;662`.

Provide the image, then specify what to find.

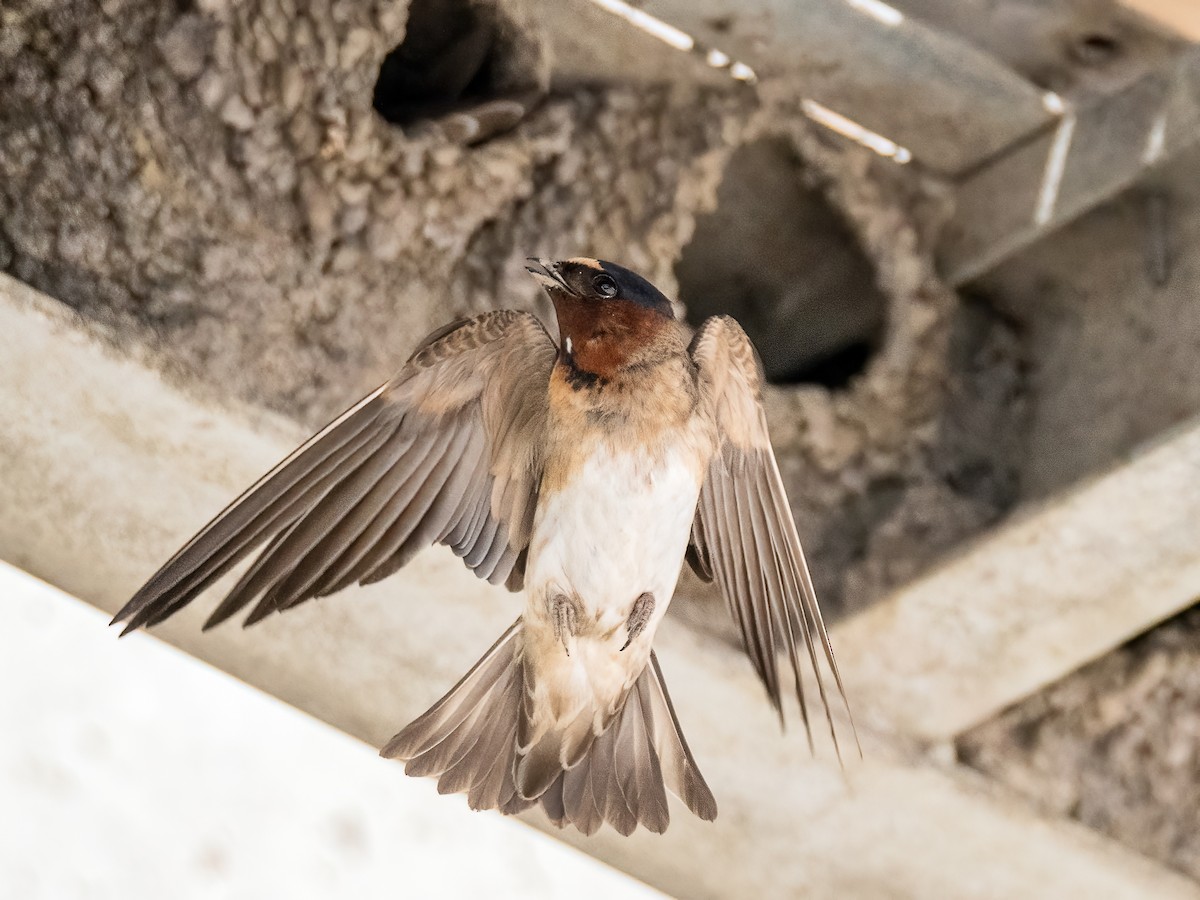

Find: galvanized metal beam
3;275;1200;897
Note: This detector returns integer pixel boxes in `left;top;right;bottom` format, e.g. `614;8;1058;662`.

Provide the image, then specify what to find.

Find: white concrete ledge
837;415;1200;742
2;273;1197;898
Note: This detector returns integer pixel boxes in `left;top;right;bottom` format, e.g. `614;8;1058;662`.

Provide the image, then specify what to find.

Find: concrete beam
836;416;1200;743
543;0;1051;175
541;2;1200;287
940;46;1200;284
1122;0;1200;41
4;273;1199;896
540;0;737;90
0;564;664;899
890;0;1189;92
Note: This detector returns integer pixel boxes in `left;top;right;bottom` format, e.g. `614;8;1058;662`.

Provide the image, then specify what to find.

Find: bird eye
592;274;618;298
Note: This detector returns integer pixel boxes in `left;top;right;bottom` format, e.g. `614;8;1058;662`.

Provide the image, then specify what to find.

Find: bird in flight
113;257;856;835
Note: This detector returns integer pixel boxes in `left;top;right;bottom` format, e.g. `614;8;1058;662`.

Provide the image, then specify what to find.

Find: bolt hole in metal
677;138;887;389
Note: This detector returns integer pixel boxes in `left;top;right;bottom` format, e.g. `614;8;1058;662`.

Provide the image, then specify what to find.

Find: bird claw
620;592;654;651
550;594;580;656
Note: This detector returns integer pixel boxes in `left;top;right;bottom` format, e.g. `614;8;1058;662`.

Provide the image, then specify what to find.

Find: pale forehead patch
564;257;602;271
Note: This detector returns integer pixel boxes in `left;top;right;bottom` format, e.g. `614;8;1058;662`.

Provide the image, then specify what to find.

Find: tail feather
384;620;531;813
614;680;670;833
383;623;519;760
382;619;717;835
641;654;719;822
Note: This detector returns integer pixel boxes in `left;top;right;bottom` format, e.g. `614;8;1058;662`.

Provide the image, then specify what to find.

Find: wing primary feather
709;468;777;708
397;425;483;553
150;420;393;632
358;423;472;585
700;475;749;654
205;424;398;627
213;517;309;628
317;426;450;593
754;464;814;751
329;419;478;594
732;457;783;713
759;453;846;764
766;451;861;758
310;425;446;597
745;460;794;727
116;398;390;632
261;425;422;612
689;314;858;762
118;310;557;634
118;387;387;612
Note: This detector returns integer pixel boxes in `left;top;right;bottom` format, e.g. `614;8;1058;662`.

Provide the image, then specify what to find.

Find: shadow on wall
676;137;888;389
372;0;544;144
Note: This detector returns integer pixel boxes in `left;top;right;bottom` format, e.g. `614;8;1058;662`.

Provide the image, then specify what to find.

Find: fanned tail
381;619;716;835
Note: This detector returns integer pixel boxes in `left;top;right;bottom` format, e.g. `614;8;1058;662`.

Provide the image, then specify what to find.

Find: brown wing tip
110;594;145;628
113;600;157;636
379;734;408;760
695;799;718;822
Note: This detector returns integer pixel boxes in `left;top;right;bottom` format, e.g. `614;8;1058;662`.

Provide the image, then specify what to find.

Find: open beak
525;258;574;295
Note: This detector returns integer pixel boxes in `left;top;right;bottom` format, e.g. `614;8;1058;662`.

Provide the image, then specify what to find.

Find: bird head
525;258;676;378
525;258;674;320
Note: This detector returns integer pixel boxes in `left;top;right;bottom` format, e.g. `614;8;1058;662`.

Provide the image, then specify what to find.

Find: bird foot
620;592;655;651
549;594;582;656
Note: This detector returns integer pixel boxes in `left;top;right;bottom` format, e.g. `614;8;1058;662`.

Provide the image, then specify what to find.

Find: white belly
525;441;702;643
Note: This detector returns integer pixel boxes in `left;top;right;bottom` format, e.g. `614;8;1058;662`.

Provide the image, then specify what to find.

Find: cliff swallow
113;257;856;835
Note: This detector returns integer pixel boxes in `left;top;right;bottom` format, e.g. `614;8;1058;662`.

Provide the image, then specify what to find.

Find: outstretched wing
687;315;857;759
114;310;557;635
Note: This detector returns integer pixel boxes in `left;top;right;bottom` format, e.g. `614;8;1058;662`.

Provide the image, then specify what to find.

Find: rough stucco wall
0;0;734;423
960;607;1200;880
